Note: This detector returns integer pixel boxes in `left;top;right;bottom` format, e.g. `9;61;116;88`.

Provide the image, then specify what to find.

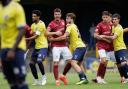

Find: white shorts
98;49;115;61
52;47;72;62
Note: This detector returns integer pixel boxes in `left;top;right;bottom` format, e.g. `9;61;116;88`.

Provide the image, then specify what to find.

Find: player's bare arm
26;34;38;40
123;28;128;32
45;27;62;36
101;34;117;40
94;32;111;43
49;32;69;42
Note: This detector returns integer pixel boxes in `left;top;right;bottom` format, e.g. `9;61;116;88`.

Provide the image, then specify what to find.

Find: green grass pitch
0;72;128;89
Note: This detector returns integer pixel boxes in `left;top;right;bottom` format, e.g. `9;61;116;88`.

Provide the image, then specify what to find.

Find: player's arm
45;26;62;36
101;34;117;40
25;34;38;40
49;32;69;42
94;32;112;43
123;28;128;32
7;4;26;60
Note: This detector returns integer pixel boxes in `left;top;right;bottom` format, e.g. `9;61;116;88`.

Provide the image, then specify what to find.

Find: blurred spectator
89;23;96;51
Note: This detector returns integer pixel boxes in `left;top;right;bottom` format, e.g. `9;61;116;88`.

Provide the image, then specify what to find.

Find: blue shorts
115;49;127;64
1;48;26;82
31;48;48;62
72;47;86;62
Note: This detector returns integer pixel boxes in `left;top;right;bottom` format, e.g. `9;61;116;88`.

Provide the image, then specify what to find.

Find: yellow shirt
31;20;48;49
112;24;126;51
66;23;85;50
0;1;26;50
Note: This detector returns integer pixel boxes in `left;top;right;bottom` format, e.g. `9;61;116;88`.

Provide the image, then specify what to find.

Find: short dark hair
66;13;76;21
32;10;41;17
112;13;120;19
102;11;111;16
54;8;61;13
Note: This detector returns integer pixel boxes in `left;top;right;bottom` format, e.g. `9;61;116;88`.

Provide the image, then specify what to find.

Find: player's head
0;0;11;5
112;13;120;26
66;13;76;24
32;10;41;22
102;11;111;23
108;13;112;22
54;8;61;20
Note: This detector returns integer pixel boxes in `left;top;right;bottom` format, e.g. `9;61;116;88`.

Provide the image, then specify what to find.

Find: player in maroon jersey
46;8;72;86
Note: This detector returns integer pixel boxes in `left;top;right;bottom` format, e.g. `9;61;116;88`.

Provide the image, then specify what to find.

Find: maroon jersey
25;24;34;48
47;19;66;47
25;24;33;38
95;21;113;51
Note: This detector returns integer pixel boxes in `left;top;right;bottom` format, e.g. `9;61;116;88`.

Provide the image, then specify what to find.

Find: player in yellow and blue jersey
0;0;29;89
101;13;128;83
26;10;48;86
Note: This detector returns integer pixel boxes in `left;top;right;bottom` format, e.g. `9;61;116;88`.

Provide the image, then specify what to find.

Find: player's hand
99;35;106;38
55;31;62;36
96;35;102;40
7;49;15;60
48;37;54;42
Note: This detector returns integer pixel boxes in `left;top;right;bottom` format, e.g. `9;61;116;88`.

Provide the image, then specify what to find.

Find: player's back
0;1;26;50
66;23;85;49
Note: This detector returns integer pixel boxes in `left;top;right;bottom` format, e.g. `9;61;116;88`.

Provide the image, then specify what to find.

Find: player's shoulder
49;20;54;24
117;24;123;31
38;20;45;26
97;21;103;26
10;1;22;8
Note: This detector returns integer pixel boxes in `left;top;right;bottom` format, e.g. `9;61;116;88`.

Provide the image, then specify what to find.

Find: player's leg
12;49;29;89
78;61;87;79
71;47;88;85
29;49;39;85
115;50;128;83
1;49;17;89
92;49;108;84
109;51;125;83
52;47;61;86
37;48;48;85
59;47;72;85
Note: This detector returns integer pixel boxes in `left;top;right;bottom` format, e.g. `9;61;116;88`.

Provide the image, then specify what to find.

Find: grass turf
0;72;128;89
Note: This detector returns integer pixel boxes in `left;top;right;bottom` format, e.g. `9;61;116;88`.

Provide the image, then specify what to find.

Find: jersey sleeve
66;25;72;34
47;22;53;31
15;4;26;30
114;28;122;37
95;24;101;34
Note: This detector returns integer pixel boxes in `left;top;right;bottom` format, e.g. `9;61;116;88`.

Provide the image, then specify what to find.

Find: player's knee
29;61;35;67
67;60;71;63
101;58;107;64
121;61;127;66
29;60;35;64
37;60;42;64
71;60;77;64
54;61;59;65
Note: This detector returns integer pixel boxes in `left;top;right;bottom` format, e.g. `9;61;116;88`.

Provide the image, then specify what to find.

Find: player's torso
96;22;113;51
0;1;26;50
50;20;67;47
31;21;48;49
112;25;126;51
68;24;85;49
